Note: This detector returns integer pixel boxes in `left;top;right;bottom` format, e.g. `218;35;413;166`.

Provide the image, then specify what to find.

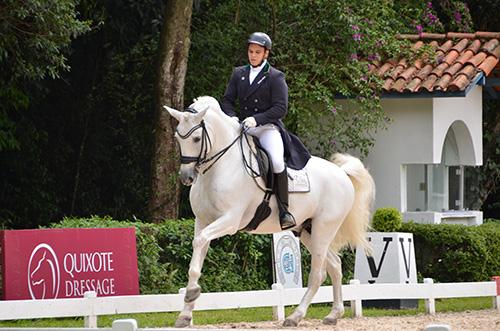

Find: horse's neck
206;112;239;151
198;114;252;181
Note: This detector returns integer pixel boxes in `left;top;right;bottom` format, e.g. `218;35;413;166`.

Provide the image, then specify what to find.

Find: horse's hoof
283;318;298;327
174;315;192;328
323;317;338;325
184;286;201;303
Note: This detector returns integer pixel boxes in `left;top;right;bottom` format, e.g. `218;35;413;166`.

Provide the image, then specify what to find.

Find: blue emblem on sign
282;253;294;274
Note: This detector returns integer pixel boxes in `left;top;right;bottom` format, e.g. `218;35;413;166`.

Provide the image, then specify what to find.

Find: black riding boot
275;169;296;230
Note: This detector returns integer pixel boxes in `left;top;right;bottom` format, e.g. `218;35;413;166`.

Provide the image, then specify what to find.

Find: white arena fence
0;278;498;328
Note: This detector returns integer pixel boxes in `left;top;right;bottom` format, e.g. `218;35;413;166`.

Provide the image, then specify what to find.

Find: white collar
250;60;267;73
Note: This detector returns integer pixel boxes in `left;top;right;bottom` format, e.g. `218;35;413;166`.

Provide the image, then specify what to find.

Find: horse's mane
192;96;231;121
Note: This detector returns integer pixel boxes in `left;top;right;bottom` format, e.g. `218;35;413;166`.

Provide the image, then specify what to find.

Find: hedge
400;220;500;282
373;208;500;282
50;216;357;294
52;216;273;294
26;213;499;296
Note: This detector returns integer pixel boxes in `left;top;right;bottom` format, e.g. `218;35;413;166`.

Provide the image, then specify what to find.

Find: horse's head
164;104;209;186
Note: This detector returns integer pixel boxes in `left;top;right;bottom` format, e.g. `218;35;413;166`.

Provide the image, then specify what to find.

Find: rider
220;32;311;230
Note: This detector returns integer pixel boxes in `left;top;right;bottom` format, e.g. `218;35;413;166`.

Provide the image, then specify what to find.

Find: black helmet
247;32;272;50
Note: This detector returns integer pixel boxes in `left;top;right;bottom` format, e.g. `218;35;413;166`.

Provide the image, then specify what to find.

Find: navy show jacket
221;63;311;170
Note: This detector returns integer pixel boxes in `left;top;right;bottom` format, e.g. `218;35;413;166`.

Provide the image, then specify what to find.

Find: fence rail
1;278;498;328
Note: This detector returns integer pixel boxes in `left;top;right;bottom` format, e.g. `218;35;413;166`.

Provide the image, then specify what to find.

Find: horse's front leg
175;213;242;328
175;219;209;328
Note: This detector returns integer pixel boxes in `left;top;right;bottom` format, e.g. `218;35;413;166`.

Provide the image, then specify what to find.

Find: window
405;164;477;212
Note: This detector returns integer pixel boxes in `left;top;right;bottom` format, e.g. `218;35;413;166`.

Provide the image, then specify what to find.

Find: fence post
424;278;435;315
349;279;362;317
492;276;500;311
83;291;97;328
272;283;285;321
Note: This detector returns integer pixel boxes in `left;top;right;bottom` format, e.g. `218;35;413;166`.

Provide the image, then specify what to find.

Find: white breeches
247;124;285;173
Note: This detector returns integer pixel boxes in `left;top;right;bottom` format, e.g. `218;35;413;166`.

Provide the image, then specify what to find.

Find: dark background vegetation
1;0;498;229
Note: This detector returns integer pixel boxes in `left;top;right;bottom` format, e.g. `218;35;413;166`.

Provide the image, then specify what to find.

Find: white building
367;86;483;225
350;32;499;225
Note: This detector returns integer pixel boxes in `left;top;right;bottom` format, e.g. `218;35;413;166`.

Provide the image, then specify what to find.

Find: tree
149;0;194;221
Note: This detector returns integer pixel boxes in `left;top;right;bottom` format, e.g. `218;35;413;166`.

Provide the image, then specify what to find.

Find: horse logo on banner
28;243;61;300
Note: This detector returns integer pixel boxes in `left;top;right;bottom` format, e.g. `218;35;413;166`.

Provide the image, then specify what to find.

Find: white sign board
272;231;302;288
355;232;417;284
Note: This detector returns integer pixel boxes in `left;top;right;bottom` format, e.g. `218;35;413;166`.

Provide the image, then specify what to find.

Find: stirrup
280;212;296;230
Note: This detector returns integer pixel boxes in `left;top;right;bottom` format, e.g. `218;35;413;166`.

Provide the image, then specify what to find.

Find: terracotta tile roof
371;31;500;94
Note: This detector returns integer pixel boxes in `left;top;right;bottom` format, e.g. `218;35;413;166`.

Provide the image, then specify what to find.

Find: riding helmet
247;32;272;50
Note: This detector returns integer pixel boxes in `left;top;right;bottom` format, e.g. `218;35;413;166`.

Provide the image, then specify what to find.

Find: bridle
175;106;268;191
176;107;243;174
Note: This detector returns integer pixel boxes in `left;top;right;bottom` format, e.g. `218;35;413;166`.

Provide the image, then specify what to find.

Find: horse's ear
163;106;183;122
194;106;209;121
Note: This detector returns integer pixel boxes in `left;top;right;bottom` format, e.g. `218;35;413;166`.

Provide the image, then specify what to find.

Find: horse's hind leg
298;231;344;325
284;224;337;327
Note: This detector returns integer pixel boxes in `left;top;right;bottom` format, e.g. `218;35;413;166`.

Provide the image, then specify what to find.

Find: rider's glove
242;117;257;129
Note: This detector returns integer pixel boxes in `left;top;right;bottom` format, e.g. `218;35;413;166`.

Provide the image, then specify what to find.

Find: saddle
242;138;310;232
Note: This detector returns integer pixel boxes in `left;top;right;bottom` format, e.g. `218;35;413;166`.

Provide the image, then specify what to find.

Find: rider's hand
242;117;257;129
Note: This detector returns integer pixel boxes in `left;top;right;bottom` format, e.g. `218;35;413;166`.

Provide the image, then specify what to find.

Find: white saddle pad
287;168;310;193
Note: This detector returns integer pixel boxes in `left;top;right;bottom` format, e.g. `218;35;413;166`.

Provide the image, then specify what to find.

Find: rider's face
247;43;268;67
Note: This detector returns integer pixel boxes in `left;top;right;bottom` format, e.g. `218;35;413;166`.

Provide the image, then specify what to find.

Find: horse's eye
193;136;201;143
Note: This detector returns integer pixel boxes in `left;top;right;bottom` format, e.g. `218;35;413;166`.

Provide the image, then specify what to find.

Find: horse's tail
330;153;375;254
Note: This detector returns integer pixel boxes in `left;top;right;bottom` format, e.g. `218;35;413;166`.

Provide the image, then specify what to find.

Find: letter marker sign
1;227;139;300
354;232;418;308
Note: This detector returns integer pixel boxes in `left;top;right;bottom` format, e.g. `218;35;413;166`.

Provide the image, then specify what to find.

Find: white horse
164;96;374;327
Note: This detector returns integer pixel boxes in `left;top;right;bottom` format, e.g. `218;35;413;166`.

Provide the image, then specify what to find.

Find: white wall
365;98;433;209
433;86;483;166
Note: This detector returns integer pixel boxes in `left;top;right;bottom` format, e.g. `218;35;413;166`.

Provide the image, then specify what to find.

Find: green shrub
52;216;179;294
48;216;499;295
371;207;402;232
400;221;500;282
51;216;273;294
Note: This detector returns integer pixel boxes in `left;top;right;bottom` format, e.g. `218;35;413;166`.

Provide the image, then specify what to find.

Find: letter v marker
399;237;412;281
366;237;393;283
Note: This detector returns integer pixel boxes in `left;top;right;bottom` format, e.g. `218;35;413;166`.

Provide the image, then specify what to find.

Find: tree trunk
149;0;193;222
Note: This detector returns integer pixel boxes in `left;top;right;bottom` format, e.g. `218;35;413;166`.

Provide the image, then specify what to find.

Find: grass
0;296;493;328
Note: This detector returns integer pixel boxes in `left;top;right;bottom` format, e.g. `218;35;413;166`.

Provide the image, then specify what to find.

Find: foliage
0;0;90;81
52;216;180;294
188;0;413;157
372;208;499;282
400;220;500;282
51;216;274;293
371;207;403;232
8;215;497;301
48;216;359;293
0;0;90;151
0;1;163;228
0;0;498;228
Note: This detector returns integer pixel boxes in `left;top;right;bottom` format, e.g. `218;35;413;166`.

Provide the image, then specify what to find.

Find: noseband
176;107;242;174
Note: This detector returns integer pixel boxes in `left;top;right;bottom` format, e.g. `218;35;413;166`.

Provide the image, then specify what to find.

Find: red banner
1;227;139;300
